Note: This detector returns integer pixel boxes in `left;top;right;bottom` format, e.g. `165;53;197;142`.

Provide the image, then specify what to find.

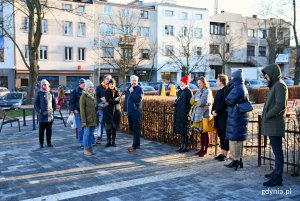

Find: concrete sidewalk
0;120;299;201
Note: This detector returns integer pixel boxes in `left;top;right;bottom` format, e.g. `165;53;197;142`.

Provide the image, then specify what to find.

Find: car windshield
142;86;155;91
4;93;22;100
249;80;262;85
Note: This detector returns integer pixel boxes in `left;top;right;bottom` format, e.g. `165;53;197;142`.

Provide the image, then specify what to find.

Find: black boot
176;135;185;152
224;160;240;170
181;135;189;153
239;158;243;168
105;129;112;147
263;176;283;187
111;129;116;147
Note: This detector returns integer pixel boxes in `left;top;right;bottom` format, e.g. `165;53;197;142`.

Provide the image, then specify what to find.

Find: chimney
214;0;218;15
252;15;257;18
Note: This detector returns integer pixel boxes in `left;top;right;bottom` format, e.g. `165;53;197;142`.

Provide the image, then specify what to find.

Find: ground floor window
160;72;177;82
21;79;29;87
66;76;89;89
0;76;8;88
38;76;59;89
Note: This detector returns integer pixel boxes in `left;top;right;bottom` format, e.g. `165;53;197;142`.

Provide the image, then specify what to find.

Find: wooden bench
0;108;21;133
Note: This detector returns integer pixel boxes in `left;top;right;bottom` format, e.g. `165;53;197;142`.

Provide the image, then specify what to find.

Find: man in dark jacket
95;74;112;144
124;75;144;152
34;79;56;148
262;64;288;187
69;78;86;147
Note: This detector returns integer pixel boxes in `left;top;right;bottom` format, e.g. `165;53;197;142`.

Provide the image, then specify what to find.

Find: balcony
119;36;136;46
120;58;136;65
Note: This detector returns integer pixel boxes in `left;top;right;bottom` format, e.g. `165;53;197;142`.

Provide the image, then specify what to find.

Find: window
78;48;85;61
77;6;85;13
65;47;72;61
210;22;225;35
103;47;114;58
64;21;73;36
24;45;29;59
141;49;149;59
165;45;174;56
122;9;130;17
39;46;47;60
42;19;47;34
225;43;230;53
277;30;284;39
210;45;220;54
161;72;177;82
180;12;188;20
121;25;133;35
140;10;148;19
259;46;266;56
101;24;115;35
64;4;72;11
77;22;86;37
194;14;203;20
165;25;174;36
247;29;256;37
21;79;29;87
181;47;187;56
258;29;267;39
195;47;202;56
180;27;188;37
139;27;149;37
247;45;255;56
0;48;3;62
23;18;29;32
194;28;202;38
122;48;133;59
104;6;112;15
165;10;174;16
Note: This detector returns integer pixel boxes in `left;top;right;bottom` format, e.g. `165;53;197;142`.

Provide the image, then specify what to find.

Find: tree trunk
27;51;39;104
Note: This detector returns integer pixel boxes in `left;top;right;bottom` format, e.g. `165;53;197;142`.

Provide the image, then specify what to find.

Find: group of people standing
173;64;288;187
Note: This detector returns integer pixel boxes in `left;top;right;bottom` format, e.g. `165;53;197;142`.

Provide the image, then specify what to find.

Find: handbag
203;115;215;132
237;101;253;113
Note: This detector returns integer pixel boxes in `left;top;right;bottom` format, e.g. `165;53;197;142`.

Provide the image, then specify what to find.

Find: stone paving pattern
0;119;299;201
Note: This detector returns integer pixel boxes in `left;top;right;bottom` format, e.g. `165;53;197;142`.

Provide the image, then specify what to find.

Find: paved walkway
0;120;299;201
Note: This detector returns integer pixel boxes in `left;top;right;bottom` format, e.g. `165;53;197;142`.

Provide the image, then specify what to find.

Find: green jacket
80;91;98;127
261;64;288;137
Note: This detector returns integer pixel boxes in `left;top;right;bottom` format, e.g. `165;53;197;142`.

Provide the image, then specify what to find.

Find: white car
0;87;10;98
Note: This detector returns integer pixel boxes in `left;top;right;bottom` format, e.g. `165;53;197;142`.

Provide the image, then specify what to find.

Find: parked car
0;92;25;108
283;78;294;86
208;80;218;89
141;86;156;92
0;87;10;98
245;79;267;90
117;82;147;92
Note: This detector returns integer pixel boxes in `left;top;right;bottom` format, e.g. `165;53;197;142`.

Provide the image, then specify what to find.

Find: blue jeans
128;115;141;148
75;113;84;145
83;126;95;148
97;110;104;139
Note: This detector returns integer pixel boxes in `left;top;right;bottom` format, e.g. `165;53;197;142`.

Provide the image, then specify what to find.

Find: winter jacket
96;82;107;105
212;86;229;130
80;91;98;127
262;64;288;137
191;88;214;123
124;85;144;117
104;88;121;128
225;70;249;141
69;86;84;112
34;89;56;123
173;87;193;136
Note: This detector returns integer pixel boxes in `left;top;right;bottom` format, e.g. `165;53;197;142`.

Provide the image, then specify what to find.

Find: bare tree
163;25;209;76
95;9;152;91
292;0;300;84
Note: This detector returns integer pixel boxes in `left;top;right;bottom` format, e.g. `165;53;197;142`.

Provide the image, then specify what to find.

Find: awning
275;54;289;64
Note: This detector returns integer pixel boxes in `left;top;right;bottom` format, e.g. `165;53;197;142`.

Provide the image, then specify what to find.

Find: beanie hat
79;78;86;85
108;78;116;86
85;79;94;88
180;76;189;85
41;79;50;86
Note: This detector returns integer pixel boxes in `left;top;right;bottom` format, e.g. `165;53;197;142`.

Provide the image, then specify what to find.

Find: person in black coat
103;78;121;147
224;70;249;170
173;76;193;153
212;74;229;161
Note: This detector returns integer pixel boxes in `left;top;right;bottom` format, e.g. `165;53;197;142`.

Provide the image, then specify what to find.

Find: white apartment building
209;12;290;78
149;1;210;83
0;0;15;90
14;0;94;89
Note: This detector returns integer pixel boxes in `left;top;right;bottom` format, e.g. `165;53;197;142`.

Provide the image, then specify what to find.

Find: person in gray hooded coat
261;64;288;187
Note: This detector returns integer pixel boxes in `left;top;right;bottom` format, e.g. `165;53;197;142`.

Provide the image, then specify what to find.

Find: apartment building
0;0;15;90
209;12;291;77
14;0;94;89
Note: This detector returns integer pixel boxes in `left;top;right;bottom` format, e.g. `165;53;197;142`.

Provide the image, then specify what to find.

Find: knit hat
180;76;190;85
79;78;86;85
85;79;94;88
108;78;116;86
41;79;50;86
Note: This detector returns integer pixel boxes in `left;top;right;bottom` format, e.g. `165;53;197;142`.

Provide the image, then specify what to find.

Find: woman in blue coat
224;70;249;170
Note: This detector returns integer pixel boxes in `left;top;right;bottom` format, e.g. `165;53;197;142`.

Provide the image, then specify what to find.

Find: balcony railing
120;58;136;65
119;36;136;46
